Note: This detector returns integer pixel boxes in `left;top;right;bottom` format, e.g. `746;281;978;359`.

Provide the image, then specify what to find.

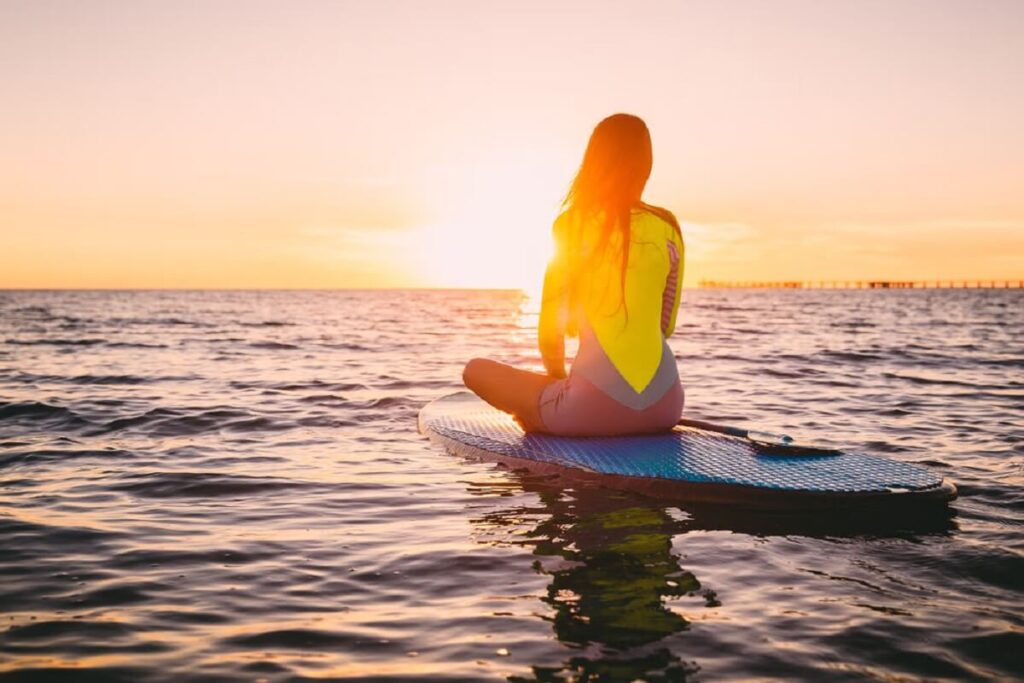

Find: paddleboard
419;392;957;509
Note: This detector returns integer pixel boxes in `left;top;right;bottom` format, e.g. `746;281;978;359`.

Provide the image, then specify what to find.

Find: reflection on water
471;476;698;681
467;465;959;682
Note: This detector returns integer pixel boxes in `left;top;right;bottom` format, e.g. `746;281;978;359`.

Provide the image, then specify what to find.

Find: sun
411;153;569;295
414;216;551;294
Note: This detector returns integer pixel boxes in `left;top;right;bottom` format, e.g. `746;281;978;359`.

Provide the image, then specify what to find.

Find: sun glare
414;217;550;294
411;153;567;294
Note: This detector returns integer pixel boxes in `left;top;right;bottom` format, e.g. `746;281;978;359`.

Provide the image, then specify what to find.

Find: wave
107;316;214;328
248;341;300;350
295;415;361;428
297;393;349;405
109;547;278;570
109;472;319;499
239;320;295;328
348;396;417;410
87;407;266;437
230;379;368;392
0;447;133;469
4;338;169;350
0;516;123;545
6;338;105;347
1;619;136;642
3;392;415;441
321;342;373;351
0;401;91;431
819;349;886;362
9;305;51;315
881;372;1002;389
979;357;1024;369
223;627;367;649
3;372;187;386
66;373;189;385
378;379;458;390
106;341;171;349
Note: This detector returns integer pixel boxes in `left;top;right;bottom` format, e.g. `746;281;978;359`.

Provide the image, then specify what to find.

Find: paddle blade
747;431;842;456
677;419;844;457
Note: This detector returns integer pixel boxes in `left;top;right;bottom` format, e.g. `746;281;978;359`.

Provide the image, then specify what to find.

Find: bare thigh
462;358;556;432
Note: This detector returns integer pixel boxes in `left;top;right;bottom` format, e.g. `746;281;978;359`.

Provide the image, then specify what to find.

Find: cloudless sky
2;0;1022;288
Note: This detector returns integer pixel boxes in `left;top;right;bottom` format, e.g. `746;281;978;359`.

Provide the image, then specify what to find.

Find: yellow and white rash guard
537;206;684;435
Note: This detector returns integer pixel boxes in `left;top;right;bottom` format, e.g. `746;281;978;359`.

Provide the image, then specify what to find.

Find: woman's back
547;206;684;392
462;113;685;436
568;207;683;389
533;205;685;435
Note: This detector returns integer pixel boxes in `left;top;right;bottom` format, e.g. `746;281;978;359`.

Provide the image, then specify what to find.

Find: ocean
0;288;1021;681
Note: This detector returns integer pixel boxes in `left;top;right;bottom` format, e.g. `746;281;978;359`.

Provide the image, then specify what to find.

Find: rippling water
0;289;1021;681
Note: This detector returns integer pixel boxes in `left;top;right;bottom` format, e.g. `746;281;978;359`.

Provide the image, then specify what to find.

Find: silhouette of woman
463;113;685;436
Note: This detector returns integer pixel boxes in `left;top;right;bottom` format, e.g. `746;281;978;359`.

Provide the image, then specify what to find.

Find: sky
2;0;1022;289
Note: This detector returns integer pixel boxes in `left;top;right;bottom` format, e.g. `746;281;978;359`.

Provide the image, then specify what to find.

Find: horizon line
3;280;1023;293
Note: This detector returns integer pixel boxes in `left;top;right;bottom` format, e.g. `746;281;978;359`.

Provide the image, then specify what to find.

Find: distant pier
699;280;1024;289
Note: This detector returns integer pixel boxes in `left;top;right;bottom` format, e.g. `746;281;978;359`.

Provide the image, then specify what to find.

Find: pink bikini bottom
537;372;684;437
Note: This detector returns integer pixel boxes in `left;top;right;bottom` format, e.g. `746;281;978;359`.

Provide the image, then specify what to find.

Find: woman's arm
661;232;684;337
538;217;569;378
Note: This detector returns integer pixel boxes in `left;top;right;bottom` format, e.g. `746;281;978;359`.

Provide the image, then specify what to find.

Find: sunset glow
2;1;1022;289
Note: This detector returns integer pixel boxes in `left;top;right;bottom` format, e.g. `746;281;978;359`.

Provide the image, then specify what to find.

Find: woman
463;113;684;436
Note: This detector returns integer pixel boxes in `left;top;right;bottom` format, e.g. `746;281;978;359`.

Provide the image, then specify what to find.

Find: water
0;289;1021;682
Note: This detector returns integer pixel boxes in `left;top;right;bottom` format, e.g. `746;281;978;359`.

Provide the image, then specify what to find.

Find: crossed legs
462;358;556;433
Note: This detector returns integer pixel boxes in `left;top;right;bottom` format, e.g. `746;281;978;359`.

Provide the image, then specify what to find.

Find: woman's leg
462;358;555;432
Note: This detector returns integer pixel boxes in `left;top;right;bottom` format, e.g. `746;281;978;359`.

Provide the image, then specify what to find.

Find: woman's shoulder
552;209;578;238
635;203;683;241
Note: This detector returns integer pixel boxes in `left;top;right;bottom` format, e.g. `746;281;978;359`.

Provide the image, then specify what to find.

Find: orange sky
2;0;1022;289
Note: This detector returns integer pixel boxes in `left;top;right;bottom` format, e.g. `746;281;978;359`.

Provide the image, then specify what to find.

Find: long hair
561;114;654;316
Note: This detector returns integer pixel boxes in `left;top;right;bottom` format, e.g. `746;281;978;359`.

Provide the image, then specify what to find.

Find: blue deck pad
421;393;942;494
